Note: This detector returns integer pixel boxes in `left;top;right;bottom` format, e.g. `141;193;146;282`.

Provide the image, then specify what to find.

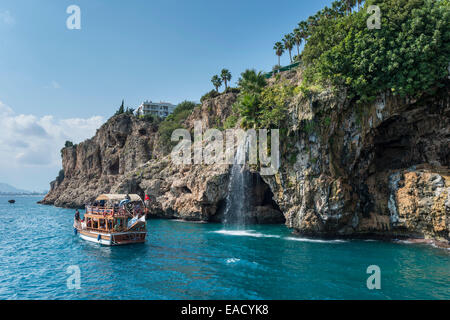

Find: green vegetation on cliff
299;0;450;102
101;0;450;154
157;100;198;148
232;69;300;129
114;99;135;116
226;0;450;135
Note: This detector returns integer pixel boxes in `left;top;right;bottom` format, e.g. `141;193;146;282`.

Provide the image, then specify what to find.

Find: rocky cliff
40;115;159;207
41;71;449;244
263;71;449;243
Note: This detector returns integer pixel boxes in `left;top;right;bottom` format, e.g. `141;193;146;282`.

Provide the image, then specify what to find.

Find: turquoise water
0;196;448;300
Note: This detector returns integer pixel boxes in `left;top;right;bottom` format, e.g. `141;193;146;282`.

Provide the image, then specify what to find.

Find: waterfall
223;136;251;226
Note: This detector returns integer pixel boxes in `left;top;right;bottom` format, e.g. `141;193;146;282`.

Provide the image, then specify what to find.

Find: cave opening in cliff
358;97;449;220
109;158;120;175
215;171;284;224
247;172;285;224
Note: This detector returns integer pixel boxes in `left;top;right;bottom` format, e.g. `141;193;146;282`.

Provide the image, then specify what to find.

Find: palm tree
238;69;266;94
307;15;319;28
283;34;294;64
221;69;232;90
343;0;356;15
322;6;334;19
293;28;302;58
211;75;222;92
298;21;309;42
331;1;345;17
273;41;284;66
238;94;259;129
357;0;363;11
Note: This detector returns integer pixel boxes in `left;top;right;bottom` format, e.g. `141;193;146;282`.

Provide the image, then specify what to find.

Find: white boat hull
79;232;113;245
75;228;146;246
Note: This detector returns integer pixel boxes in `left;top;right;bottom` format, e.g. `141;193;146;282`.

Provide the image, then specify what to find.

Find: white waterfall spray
223;135;250;226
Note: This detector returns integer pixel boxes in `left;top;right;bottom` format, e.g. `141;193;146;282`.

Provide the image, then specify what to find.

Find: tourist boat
73;194;147;246
8;200;15;204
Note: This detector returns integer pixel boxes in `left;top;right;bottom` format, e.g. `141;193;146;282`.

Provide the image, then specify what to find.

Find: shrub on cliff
258;82;293;128
238;69;267;94
241;81;293;131
56;169;65;184
158;100;198;149
225;87;240;94
139;113;160;123
172;101;197;115
233;69;292;130
200;90;220;103
60;141;77;156
302;0;450;102
113;99;135;117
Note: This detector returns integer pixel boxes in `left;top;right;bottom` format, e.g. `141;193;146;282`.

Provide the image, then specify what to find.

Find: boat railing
85;206;130;217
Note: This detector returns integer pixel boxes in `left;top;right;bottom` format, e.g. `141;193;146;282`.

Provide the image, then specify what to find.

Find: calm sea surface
0;196;448;300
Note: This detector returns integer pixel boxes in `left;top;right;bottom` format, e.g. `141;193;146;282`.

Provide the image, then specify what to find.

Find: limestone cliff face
41;73;449;242
109;92;284;223
40;114;159;207
262;71;449;242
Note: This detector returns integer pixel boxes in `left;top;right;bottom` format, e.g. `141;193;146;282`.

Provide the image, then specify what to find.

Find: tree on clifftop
115;99;125;116
211;75;223;92
293;28;303;58
238;69;266;94
221;69;232;90
273;42;284;66
283;33;295;63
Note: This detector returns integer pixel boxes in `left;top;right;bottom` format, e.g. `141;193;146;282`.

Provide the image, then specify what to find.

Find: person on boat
75;209;80;221
144;194;150;215
135;204;142;217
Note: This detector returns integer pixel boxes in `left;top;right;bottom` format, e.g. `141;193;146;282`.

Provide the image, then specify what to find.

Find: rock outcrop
40;93;283;223
262;71;449;242
40;114;159;207
41;71;449;243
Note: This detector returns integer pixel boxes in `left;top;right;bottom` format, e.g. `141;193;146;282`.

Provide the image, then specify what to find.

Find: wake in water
214;230;281;238
284;237;347;243
212;230;348;243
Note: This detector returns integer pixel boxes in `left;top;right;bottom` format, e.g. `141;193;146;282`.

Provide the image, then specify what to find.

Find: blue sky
0;0;333;191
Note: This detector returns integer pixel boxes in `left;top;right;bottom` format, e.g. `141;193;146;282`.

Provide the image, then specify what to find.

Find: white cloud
0;10;15;25
0;100;104;168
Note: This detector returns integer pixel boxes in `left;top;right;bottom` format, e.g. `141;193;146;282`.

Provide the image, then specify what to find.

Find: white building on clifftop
136;101;177;119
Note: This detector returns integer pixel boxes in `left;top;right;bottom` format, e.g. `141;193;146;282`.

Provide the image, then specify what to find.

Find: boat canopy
95;194;142;202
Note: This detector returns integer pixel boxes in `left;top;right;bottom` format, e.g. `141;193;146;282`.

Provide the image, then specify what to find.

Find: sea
0;195;448;300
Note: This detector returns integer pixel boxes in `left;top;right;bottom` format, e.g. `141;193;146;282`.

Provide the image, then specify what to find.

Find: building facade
136;101;177;118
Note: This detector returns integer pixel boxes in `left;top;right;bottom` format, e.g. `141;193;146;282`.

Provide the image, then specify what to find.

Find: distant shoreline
0;193;47;196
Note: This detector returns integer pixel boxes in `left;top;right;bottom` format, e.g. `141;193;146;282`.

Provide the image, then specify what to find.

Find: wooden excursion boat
73;194;147;246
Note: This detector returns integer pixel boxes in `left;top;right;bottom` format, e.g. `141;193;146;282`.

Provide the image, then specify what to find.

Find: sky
0;0;333;191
